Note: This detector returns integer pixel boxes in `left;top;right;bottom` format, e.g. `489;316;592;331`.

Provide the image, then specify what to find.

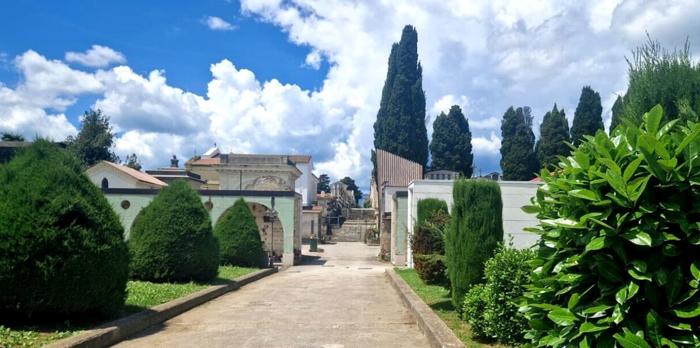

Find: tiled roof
102;161;167;187
376;149;423;187
189;157;220;165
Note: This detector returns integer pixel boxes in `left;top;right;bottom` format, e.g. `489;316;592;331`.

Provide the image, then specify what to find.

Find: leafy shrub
129;180;219;282
413;254;449;287
411;221;445;255
462;284;492;338
214;198;265;267
464;247;534;346
446;179;503;307
417;198;449;226
521;106;700;347
0;140;129;318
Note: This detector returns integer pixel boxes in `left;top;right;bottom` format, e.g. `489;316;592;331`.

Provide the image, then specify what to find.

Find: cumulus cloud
202;16;236;31
65;45;126;68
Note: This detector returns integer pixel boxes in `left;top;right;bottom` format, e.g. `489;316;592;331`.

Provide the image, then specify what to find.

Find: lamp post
265;197;278;267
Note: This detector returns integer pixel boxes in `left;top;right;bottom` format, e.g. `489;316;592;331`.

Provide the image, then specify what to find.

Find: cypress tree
609;95;624;134
373;25;428;168
445;179;503;306
500;106;539;180
571;86;604;145
429;105;473;177
535;104;570;169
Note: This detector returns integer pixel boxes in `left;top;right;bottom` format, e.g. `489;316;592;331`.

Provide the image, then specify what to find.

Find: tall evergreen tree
609;95;624;134
124;153;142;171
67;109;117;167
430;105;473;177
571;86;604;145
340;176;362;206
500;106;539;181
373;25;428;169
317;174;330;194
535;104;570;169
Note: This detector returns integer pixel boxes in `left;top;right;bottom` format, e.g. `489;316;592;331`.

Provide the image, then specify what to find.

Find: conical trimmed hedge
129;180;219;282
446;179;503;307
214;198;265;267
0;140;129;318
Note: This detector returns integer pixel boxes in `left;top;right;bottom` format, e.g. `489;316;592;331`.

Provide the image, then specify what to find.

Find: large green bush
446;179;503;307
417;198;449;226
413;253;449;287
0;140;129;318
463;247;534;346
521;106;700;347
214;198;265;267
129;180;219;282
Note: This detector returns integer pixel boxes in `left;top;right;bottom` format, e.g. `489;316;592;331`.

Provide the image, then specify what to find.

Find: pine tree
373;25;428;168
430;105;473;177
609;95;624;134
124;153;142;171
535;104;570;169
500;106;539;180
340;176;362;206
571;86;604;145
317;174;330;194
67;109;118;167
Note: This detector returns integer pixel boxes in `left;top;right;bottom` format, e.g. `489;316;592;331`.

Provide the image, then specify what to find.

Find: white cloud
65;45;126;68
202;16;236;31
472;132;502;155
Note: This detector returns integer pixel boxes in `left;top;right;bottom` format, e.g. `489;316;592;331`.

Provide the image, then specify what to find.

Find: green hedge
417;198;449;226
445;179;503;307
214;198;266;267
129;180;219;282
463;247;534;346
413;254;449;287
521;106;700;347
0;140;129;318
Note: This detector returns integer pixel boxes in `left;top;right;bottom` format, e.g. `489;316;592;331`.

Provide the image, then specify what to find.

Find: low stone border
385;269;464;348
46;268;277;348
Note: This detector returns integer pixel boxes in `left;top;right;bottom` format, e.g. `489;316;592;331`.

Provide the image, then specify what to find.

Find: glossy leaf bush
521;106;700;347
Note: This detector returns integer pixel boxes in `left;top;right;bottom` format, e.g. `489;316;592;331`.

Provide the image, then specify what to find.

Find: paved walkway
114;242;430;347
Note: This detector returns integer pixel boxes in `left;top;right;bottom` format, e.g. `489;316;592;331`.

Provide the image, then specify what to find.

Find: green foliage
500;106;539;180
66;109;118;167
463;247;534;346
536;104;571;169
413;254;449;287
625;37;700;125
214;198;265;267
129;180;219;282
124;153;142;171
411;222;445;255
0;140;129;318
1;132;24;141
430;105;473;177
521;105;700;347
417;198;449;226
340;176;362;206
446;179;504;307
571;86;604;146
317;173;330;193
610;95;625;134
373;25;429;169
462;284;491;338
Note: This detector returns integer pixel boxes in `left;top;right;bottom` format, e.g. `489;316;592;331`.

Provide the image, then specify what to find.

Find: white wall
86;167;150;189
406;180;541;267
294;162;314;206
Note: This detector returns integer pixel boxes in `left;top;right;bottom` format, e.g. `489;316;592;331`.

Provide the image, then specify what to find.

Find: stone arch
214;201;284;259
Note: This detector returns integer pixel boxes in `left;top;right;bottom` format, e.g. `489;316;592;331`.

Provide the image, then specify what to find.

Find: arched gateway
104;188;302;266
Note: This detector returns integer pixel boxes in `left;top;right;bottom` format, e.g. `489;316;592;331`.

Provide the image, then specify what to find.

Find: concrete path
114;242;430;348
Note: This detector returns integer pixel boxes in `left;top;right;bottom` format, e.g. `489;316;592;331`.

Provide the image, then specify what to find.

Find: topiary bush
417;198;449;226
411;221;445;255
0;140;129;319
214;198;266;267
462;246;534;346
521;106;700;347
446;179;503;307
129;180;219;282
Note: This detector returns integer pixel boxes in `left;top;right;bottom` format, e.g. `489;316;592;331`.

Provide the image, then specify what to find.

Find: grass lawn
394;268;502;348
0;266;260;348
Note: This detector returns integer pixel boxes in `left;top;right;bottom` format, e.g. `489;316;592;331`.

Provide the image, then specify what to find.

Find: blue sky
1;1;699;190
